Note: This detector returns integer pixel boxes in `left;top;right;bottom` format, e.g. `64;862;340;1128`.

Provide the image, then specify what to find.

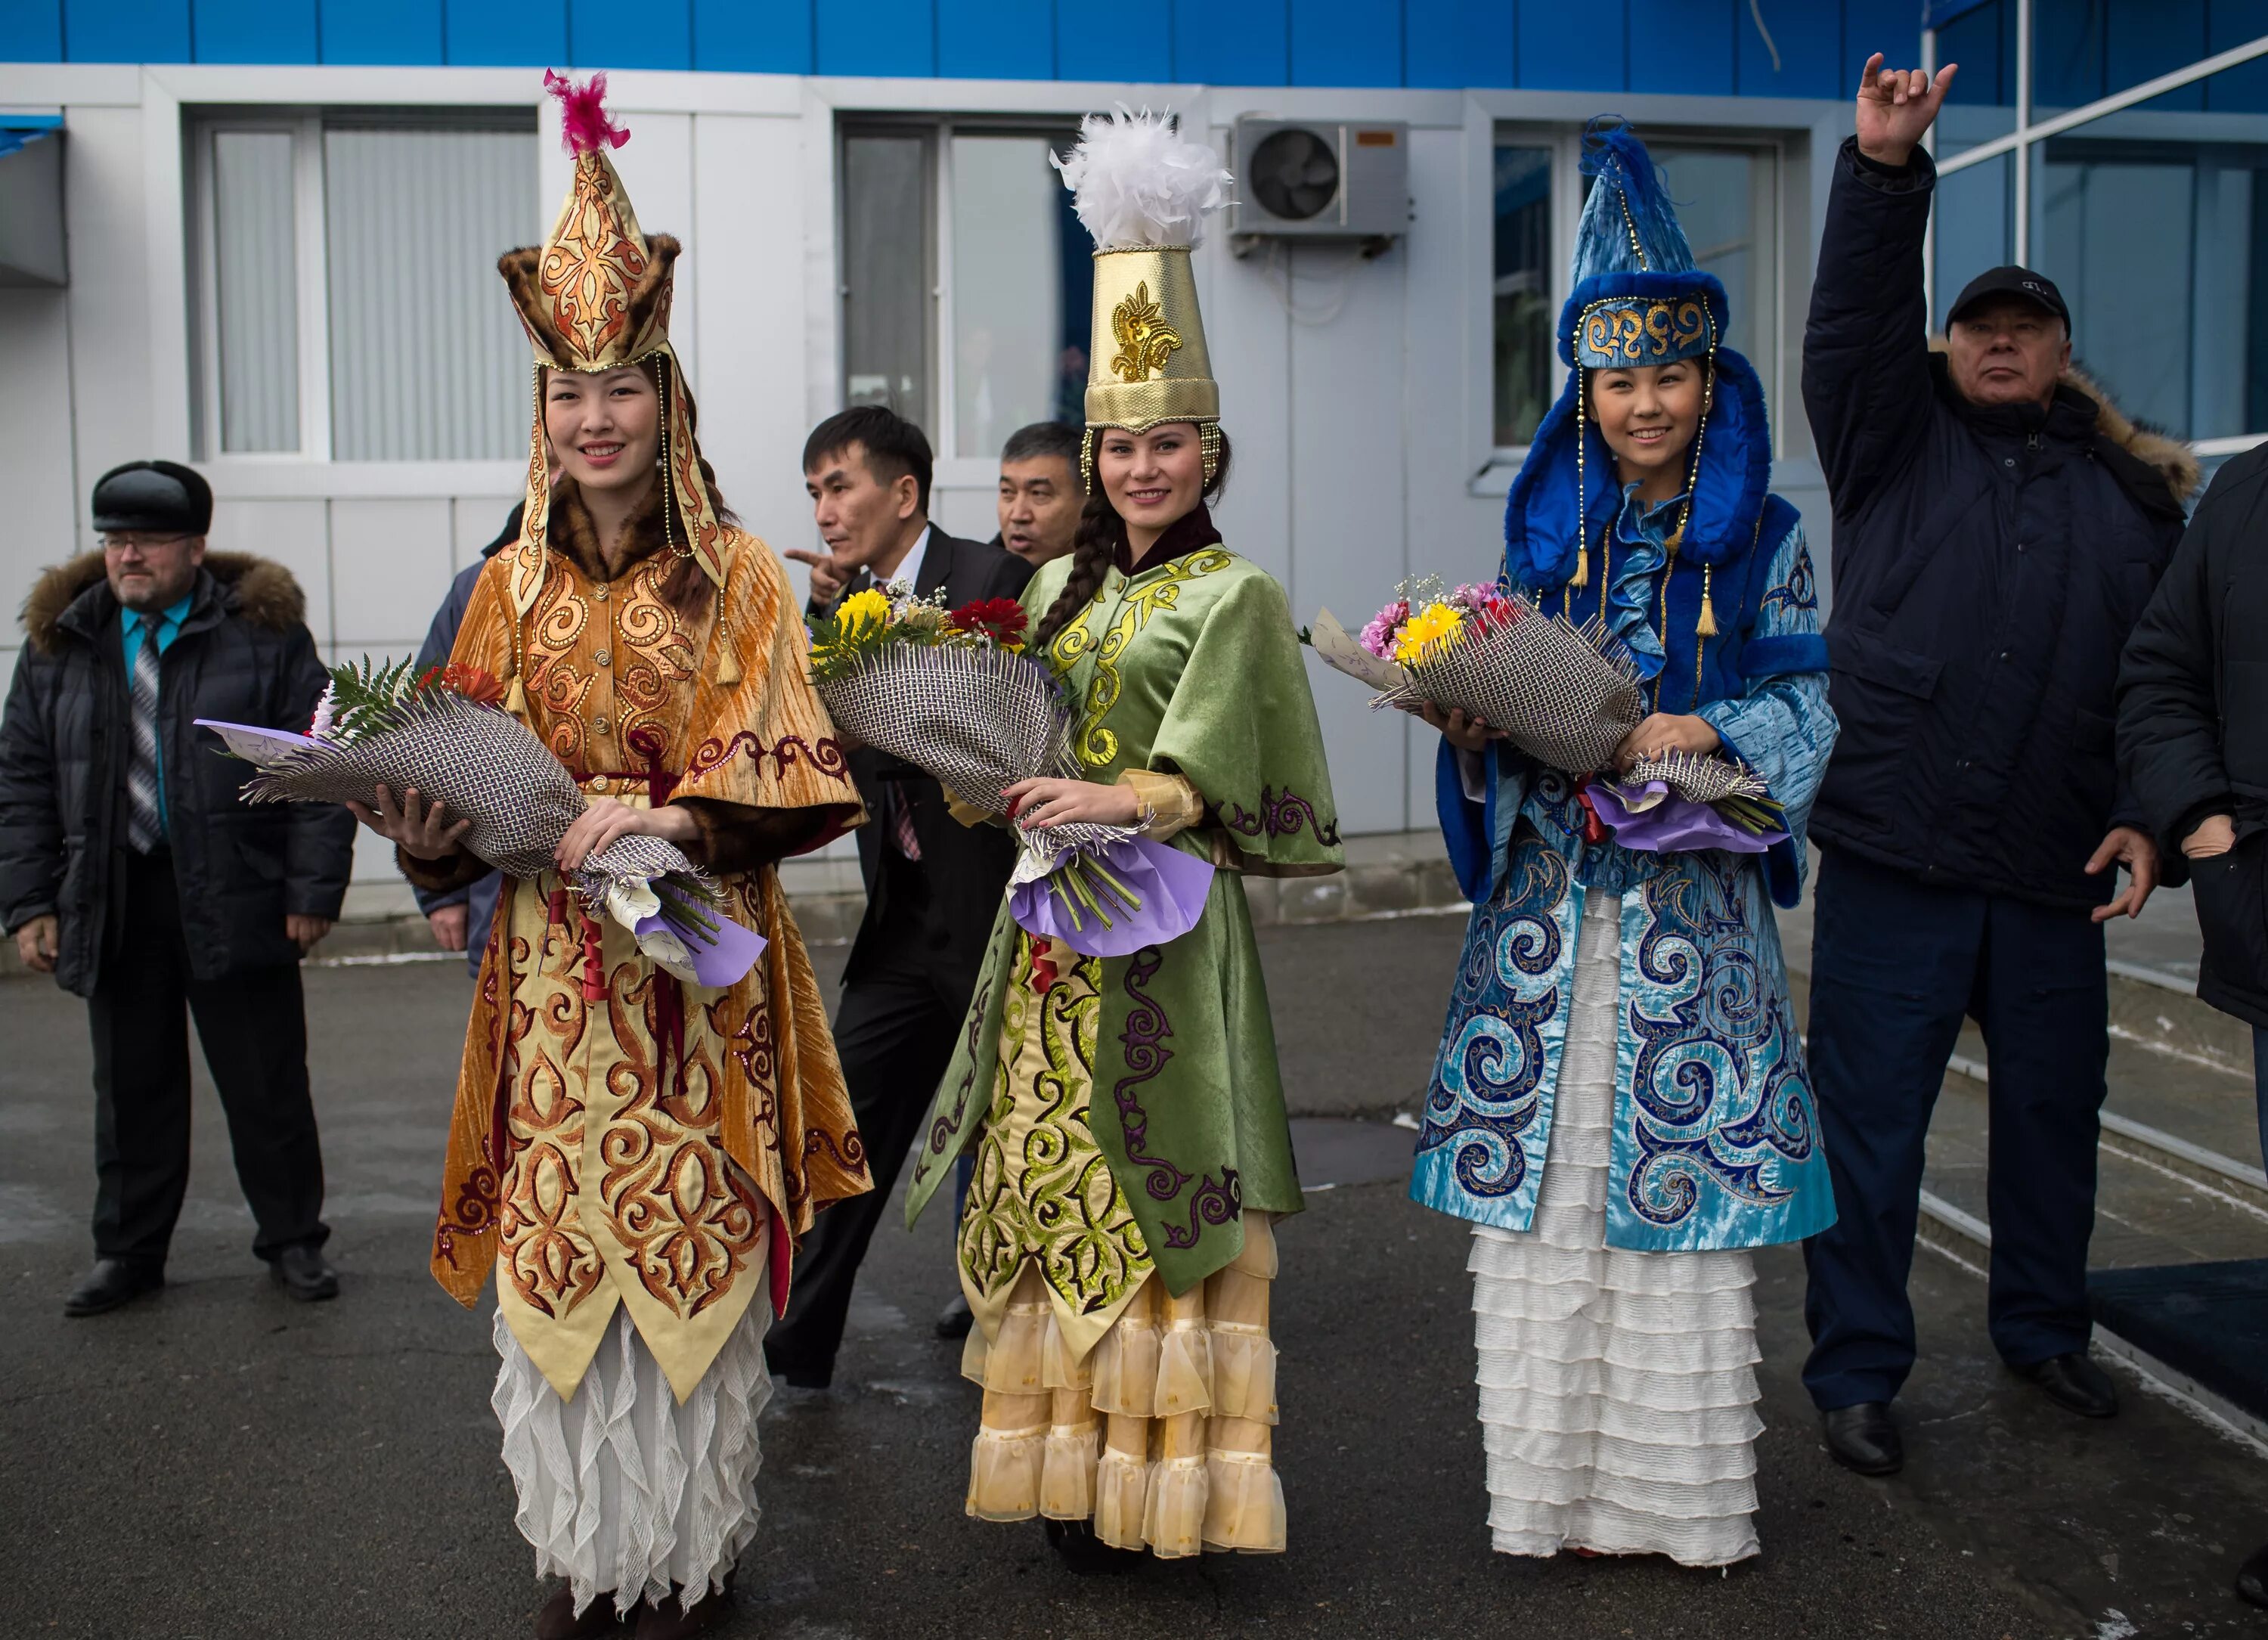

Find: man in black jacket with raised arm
768;407;1033;1390
1797;55;2193;1477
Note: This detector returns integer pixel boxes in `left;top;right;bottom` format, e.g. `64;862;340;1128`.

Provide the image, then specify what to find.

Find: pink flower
1359;599;1409;659
1452;582;1517;633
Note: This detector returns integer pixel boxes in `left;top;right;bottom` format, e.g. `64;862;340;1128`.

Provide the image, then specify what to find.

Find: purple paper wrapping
1588;780;1787;856
1008;836;1217;958
634;907;768;988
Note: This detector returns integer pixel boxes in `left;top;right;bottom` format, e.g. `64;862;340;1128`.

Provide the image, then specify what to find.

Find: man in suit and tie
771;407;1033;1390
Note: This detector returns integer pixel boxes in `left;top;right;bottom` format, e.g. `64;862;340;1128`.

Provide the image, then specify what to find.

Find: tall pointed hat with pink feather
494;73;730;690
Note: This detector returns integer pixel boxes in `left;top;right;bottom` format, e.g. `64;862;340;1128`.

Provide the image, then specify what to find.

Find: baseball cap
1947;266;2071;333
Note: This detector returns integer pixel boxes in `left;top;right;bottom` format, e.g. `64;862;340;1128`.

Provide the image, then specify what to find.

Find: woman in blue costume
1409;123;1838;1567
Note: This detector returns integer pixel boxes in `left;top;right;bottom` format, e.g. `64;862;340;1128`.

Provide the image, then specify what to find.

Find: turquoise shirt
121;594;193;836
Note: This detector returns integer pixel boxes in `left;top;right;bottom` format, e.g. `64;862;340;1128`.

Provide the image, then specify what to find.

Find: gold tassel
1569;541;1589;589
504;673;528;714
714;637;742;687
1696;565;1718;638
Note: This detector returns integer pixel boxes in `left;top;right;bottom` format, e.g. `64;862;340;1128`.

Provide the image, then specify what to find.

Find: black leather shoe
2015;1350;2118;1418
1822;1402;1904;1476
63;1258;163;1317
2236;1542;2268;1609
1044;1517;1142;1575
936;1292;974;1341
270;1243;339;1302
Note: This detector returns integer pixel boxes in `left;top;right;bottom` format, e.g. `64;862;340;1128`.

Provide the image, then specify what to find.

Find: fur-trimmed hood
1927;337;2204;506
20;550;308;656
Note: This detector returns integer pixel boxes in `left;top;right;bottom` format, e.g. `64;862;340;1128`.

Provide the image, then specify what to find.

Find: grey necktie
125;622;163;851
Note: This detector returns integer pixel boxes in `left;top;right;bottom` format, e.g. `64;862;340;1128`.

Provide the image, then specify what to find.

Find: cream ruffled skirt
1470;891;1763;1567
960;1214;1285;1557
492;1301;774;1618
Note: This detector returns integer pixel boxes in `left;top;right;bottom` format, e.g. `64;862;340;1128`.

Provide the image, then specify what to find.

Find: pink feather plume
545;70;631;156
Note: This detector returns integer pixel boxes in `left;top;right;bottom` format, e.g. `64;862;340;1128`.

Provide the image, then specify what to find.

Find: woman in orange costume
352;74;869;1640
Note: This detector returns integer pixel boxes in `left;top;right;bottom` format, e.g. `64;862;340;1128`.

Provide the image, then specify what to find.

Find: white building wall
0;63;1845;895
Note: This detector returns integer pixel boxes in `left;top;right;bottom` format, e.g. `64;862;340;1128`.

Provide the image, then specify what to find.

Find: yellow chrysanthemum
836;587;893;637
1393;601;1464;664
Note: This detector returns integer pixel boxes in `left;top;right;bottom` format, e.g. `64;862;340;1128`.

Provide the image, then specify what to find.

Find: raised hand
1855;52;1958;168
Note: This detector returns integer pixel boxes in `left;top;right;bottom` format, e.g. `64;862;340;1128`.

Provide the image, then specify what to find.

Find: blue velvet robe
1408;488;1839;1252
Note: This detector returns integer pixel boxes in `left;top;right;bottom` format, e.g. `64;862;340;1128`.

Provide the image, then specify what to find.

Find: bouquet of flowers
1307;578;1786;853
808;584;1213;956
195;659;764;986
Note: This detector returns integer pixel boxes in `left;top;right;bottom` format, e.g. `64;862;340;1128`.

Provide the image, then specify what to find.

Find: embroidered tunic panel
427;529;870;1400
906;545;1343;1296
1411;510;1839;1252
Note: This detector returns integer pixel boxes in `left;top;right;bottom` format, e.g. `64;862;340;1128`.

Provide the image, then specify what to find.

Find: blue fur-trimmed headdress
1504;120;1772;640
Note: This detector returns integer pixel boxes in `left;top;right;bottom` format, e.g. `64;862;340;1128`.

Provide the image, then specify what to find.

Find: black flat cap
91;460;212;535
1947;265;2071;332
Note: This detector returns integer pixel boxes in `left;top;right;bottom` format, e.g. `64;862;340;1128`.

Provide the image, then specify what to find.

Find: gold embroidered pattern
1050;547;1234;768
1109;282;1183;383
958;936;1151;1316
540;155;651;361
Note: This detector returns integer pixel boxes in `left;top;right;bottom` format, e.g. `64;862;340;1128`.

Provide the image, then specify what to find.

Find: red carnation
420;662;507;706
947;599;1030;647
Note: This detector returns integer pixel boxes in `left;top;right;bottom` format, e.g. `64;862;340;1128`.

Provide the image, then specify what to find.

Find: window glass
1933;151;2014;325
1650;144;1777;407
2029;63;2268;441
211;130;299;453
1937;0;2019;159
1492;143;1553;448
841;131;932;430
949;134;1089;457
324;126;537;460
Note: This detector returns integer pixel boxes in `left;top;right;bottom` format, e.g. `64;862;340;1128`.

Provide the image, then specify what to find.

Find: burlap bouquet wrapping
197;676;761;985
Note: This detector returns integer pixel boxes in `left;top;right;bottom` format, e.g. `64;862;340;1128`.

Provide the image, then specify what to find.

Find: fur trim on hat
499;232;681;372
20;550;306;656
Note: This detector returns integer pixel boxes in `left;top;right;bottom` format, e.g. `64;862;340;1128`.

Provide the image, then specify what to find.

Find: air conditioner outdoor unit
1227;117;1408;259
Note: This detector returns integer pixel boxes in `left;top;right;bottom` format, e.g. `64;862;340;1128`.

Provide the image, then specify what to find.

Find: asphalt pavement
5;912;2268;1638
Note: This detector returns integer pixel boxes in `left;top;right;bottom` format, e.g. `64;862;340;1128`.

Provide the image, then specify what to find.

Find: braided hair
1030;423;1235;651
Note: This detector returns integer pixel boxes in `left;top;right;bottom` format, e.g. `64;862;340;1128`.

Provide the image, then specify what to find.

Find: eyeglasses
100;534;192;554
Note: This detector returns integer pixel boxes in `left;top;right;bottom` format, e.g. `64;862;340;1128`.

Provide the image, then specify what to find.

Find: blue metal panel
2031;0;2099;109
321;0;438;64
2107;0;2204;106
1290;0;1400;87
1055;0;1167;82
195;0;317;61
1173;0;1287;85
816;0;931;75
939;0;1049;79
1736;0;1842;98
1519;0;1623;91
1936;0;2011;105
446;0;565;66
1629;0;1730;94
693;0;813;71
571;0;689;68
3;0;63;60
1842;0;1923;76
1405;0;1515;88
2208;0;2268;113
66;0;190;60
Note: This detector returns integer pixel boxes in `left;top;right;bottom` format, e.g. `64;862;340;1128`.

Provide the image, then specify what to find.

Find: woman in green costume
901;108;1342;1570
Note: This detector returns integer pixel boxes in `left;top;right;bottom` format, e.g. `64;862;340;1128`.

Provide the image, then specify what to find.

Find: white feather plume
1052;106;1232;251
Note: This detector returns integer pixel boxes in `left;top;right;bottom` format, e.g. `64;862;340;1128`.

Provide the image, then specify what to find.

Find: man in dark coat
1797;55;2196;1474
2116;441;2268;1612
0;460;355;1315
407;501;520;972
767;408;1033;1389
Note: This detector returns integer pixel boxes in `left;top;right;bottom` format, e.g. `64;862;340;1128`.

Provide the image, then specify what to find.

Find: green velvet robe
903;543;1344;1294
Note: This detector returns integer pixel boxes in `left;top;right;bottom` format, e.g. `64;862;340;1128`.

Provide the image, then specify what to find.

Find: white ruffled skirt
1470;891;1762;1567
491;1303;774;1619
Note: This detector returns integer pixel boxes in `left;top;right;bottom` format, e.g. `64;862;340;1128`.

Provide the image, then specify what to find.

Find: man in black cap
1797;54;2197;1475
0;459;354;1315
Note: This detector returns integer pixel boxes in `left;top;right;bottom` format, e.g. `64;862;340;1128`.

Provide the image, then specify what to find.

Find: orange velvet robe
426;528;869;1401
